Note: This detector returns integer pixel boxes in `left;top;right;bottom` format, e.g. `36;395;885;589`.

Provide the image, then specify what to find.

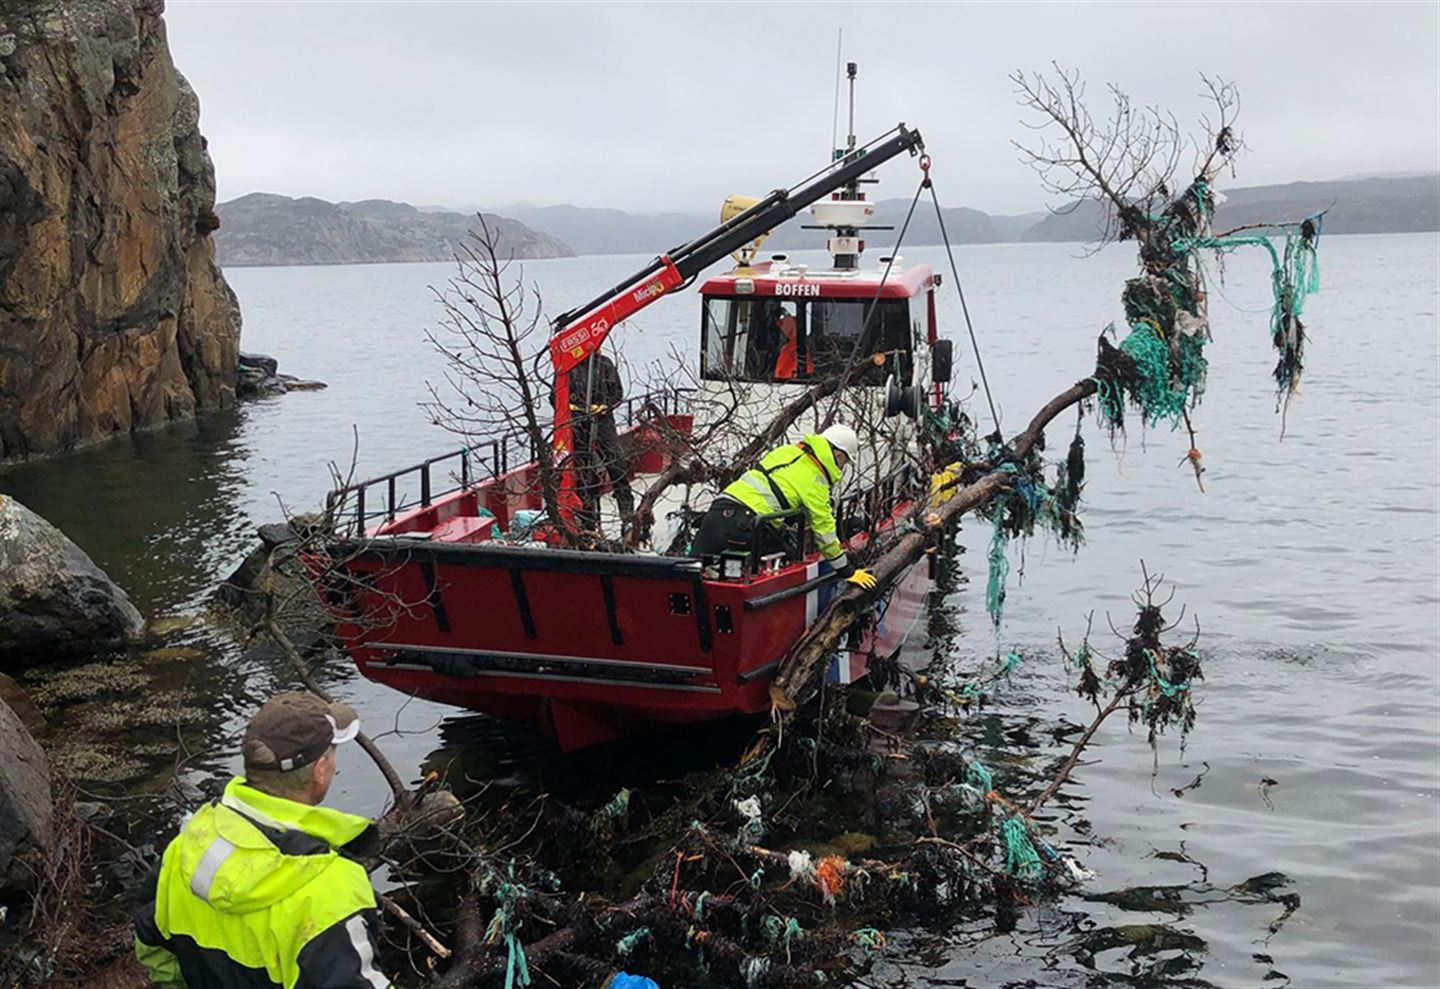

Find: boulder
0;673;44;732
216;515;326;629
237;369;285;399
0;698;53;891
235;357;326;399
0;495;144;664
277;373;327;392
238;351;279;377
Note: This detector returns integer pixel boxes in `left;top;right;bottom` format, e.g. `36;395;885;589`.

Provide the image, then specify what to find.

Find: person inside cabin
773;305;811;380
565;352;635;532
135;692;392;989
689;422;876;589
745;301;783;379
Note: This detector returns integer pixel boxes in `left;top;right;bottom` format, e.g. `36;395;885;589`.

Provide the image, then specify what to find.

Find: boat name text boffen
773;282;821;297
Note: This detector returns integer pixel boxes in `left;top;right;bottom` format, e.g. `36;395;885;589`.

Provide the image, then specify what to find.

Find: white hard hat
820;423;859;464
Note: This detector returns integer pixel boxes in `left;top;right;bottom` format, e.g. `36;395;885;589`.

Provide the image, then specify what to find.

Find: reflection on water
0;411;252;614
0;234;1436;987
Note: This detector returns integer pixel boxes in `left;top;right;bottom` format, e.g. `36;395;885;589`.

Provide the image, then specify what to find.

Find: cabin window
808;299;912;384
702;298;805;382
701;296;911;384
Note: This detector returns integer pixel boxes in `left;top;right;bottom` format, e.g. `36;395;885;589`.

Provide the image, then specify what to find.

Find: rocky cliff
214;194;575;266
0;0;240;461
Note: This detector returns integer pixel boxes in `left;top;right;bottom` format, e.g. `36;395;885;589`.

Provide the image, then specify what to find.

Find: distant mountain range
489;174;1436;254
216;174;1437;267
214;194;573;266
473;199;1033;254
1020;175;1439;242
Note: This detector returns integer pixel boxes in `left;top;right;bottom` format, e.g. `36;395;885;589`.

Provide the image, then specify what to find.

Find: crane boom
548;124;924;374
547;123;925;520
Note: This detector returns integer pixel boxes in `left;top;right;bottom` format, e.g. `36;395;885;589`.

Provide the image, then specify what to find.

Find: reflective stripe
814;523;844;557
828;551;850;570
346;914;388;989
740;473;783;511
189;836;236;902
221;790;289;831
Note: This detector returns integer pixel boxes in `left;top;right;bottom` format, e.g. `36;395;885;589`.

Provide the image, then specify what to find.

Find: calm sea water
2;234;1436;988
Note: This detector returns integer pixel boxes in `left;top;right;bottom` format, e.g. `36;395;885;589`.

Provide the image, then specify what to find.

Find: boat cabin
699;260;938;389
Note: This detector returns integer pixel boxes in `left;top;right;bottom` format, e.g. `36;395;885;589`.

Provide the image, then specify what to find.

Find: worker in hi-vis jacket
690;422;877;589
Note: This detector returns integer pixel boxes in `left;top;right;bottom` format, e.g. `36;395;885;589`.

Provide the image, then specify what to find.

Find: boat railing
747;508;811;574
324;387;694;536
838;462;921;530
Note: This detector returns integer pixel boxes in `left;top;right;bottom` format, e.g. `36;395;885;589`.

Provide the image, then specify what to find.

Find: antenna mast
846;60;857;155
829;29;843;156
819;61;868;270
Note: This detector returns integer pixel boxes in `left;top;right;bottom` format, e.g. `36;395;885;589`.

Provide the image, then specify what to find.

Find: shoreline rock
0;674;45;733
0;495;144;665
0;699;53;892
236;351;327;399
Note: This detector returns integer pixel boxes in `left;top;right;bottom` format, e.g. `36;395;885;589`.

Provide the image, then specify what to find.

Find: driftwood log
768;378;1098;712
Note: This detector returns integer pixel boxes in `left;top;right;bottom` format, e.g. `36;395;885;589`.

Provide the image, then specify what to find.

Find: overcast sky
165;2;1439;216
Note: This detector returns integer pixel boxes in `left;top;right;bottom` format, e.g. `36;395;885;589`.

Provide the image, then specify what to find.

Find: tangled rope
1096;174;1323;435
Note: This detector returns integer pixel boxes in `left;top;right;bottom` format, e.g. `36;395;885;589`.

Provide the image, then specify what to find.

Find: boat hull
328;524;931;751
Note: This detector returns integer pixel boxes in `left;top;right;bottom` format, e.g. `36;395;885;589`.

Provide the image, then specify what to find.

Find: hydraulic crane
547;122;926;514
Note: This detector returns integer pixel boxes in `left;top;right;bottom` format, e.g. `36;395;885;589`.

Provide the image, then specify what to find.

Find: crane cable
820;173;927;427
824;155;1003;442
923;158;1002;437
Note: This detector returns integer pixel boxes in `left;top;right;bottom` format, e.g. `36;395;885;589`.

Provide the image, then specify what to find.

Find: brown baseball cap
242;692;361;773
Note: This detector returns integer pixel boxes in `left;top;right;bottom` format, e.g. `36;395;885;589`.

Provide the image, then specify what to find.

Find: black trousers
690;499;789;560
573;414;634;530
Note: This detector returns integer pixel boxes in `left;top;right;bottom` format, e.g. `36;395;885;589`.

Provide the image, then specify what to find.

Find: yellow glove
589;403;608;414
928;462;965;508
847;568;877;590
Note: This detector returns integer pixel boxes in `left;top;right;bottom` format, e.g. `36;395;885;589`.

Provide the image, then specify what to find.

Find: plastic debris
609;974;661;989
850;927;887;954
786;849;815;881
814;856;848;905
733;795;764;844
1062;856;1097;884
615;927;651;959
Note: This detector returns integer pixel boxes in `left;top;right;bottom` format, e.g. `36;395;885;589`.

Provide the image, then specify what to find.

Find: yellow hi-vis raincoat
721;433;850;572
134;777;389;989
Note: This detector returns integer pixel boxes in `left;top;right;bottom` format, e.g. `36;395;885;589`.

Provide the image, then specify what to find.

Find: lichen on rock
0;0;241;461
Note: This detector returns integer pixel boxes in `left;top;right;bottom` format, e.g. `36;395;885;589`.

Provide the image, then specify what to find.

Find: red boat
321;119;958;750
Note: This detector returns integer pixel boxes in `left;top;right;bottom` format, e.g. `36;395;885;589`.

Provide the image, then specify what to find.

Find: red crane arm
544;123;925;527
549;256;683;376
547;258;683;523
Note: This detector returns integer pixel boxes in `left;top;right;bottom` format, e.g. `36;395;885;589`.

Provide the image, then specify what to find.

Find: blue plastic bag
609;974;660;989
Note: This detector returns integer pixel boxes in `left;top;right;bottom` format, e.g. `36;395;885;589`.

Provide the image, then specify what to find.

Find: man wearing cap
135;692;390;989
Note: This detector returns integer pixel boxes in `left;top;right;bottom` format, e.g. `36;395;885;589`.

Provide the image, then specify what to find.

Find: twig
262;612;411;809
1026;688;1130;814
379;894;451;959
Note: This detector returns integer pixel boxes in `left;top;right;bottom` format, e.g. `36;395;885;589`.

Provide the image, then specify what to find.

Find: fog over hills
1021;175;1439;242
217;175;1437;267
493;174;1437;253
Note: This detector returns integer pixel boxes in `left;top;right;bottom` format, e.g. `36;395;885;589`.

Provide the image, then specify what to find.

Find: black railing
746;508;810;574
325;388;694;537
